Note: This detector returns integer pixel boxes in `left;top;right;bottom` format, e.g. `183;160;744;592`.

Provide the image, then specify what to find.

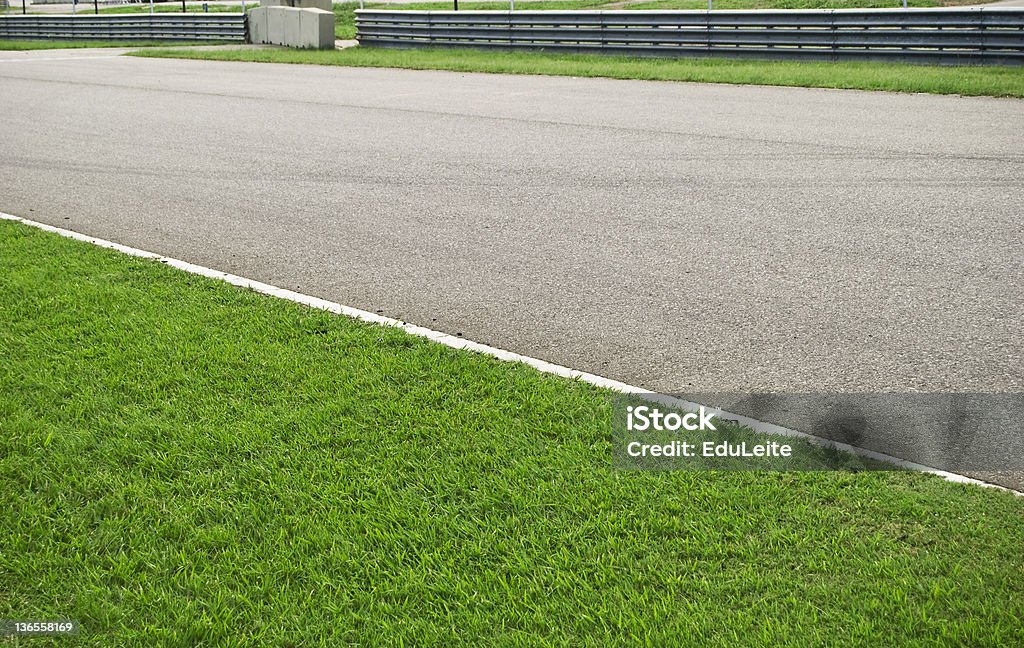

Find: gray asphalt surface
1;51;1021;486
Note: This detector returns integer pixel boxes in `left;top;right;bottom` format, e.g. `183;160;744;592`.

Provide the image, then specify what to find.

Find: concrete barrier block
281;6;302;46
294;0;332;10
266;5;288;45
248;6;268;43
299;8;334;48
316;8;335;48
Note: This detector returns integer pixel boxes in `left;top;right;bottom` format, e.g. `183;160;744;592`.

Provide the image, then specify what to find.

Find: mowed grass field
122;0;1024;98
2;218;1024;645
134;46;1024;98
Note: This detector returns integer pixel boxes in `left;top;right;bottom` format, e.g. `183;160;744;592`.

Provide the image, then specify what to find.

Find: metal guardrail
0;13;247;41
355;8;1024;66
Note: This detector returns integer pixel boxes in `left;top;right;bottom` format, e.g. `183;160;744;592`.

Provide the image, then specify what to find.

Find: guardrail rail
355;8;1024;65
0;13;247;41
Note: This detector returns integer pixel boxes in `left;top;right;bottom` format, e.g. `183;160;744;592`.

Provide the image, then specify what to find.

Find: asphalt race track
2;50;1021;486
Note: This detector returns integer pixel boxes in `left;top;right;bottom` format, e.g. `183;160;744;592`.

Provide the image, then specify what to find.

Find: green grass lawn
2;218;1024;645
133;45;1024;98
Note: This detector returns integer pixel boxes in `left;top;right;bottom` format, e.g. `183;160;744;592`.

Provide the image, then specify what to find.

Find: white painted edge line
3;211;1020;497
